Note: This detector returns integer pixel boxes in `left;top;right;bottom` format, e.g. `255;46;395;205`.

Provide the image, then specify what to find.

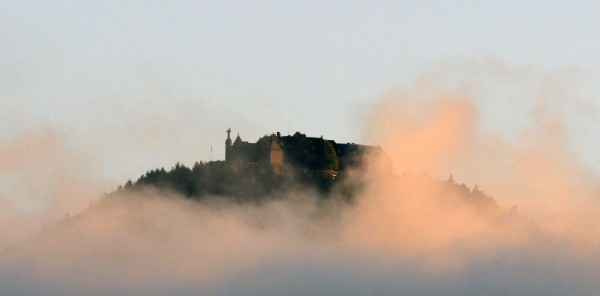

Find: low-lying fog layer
1;68;600;295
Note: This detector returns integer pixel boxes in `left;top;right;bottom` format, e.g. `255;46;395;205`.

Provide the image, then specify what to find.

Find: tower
225;128;232;162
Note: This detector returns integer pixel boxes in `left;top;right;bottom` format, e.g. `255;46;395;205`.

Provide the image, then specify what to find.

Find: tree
253;134;284;162
312;139;339;170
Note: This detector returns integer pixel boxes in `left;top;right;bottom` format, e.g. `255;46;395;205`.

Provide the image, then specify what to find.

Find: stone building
225;129;284;173
225;129;385;175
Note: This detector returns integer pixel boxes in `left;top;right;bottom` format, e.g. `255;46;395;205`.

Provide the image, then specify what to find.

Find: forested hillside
116;160;343;201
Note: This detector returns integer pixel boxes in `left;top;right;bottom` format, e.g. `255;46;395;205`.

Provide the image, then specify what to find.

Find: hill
0;132;514;296
110;132;500;214
114;131;390;201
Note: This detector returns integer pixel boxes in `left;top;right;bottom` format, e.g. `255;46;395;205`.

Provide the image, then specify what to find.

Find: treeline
274;132;339;171
111;132;499;210
116;160;344;202
113;160;500;213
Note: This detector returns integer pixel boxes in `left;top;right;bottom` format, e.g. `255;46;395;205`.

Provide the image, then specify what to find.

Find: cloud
0;129;110;248
0;181;597;296
1;63;600;295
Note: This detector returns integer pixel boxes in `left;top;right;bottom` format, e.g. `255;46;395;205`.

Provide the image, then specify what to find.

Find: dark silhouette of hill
113;131;392;202
115;160;350;202
108;132;502;211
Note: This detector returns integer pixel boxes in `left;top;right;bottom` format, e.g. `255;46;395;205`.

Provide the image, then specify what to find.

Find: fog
2;70;600;295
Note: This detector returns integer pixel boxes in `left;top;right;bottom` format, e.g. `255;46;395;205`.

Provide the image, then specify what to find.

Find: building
225;129;284;174
225;129;385;175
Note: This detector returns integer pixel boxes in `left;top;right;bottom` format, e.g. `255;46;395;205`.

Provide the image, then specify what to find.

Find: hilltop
0;132;516;296
111;131;500;212
115;131;387;201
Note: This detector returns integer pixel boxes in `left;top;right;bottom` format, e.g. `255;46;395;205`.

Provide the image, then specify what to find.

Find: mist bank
2;63;600;295
1;167;598;296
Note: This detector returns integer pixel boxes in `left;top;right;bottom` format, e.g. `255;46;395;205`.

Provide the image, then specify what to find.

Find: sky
0;1;600;181
1;1;600;216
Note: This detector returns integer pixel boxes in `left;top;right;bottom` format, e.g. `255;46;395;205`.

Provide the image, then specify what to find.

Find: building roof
234;134;243;145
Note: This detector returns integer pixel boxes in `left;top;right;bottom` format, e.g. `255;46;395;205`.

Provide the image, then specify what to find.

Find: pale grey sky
1;1;599;184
